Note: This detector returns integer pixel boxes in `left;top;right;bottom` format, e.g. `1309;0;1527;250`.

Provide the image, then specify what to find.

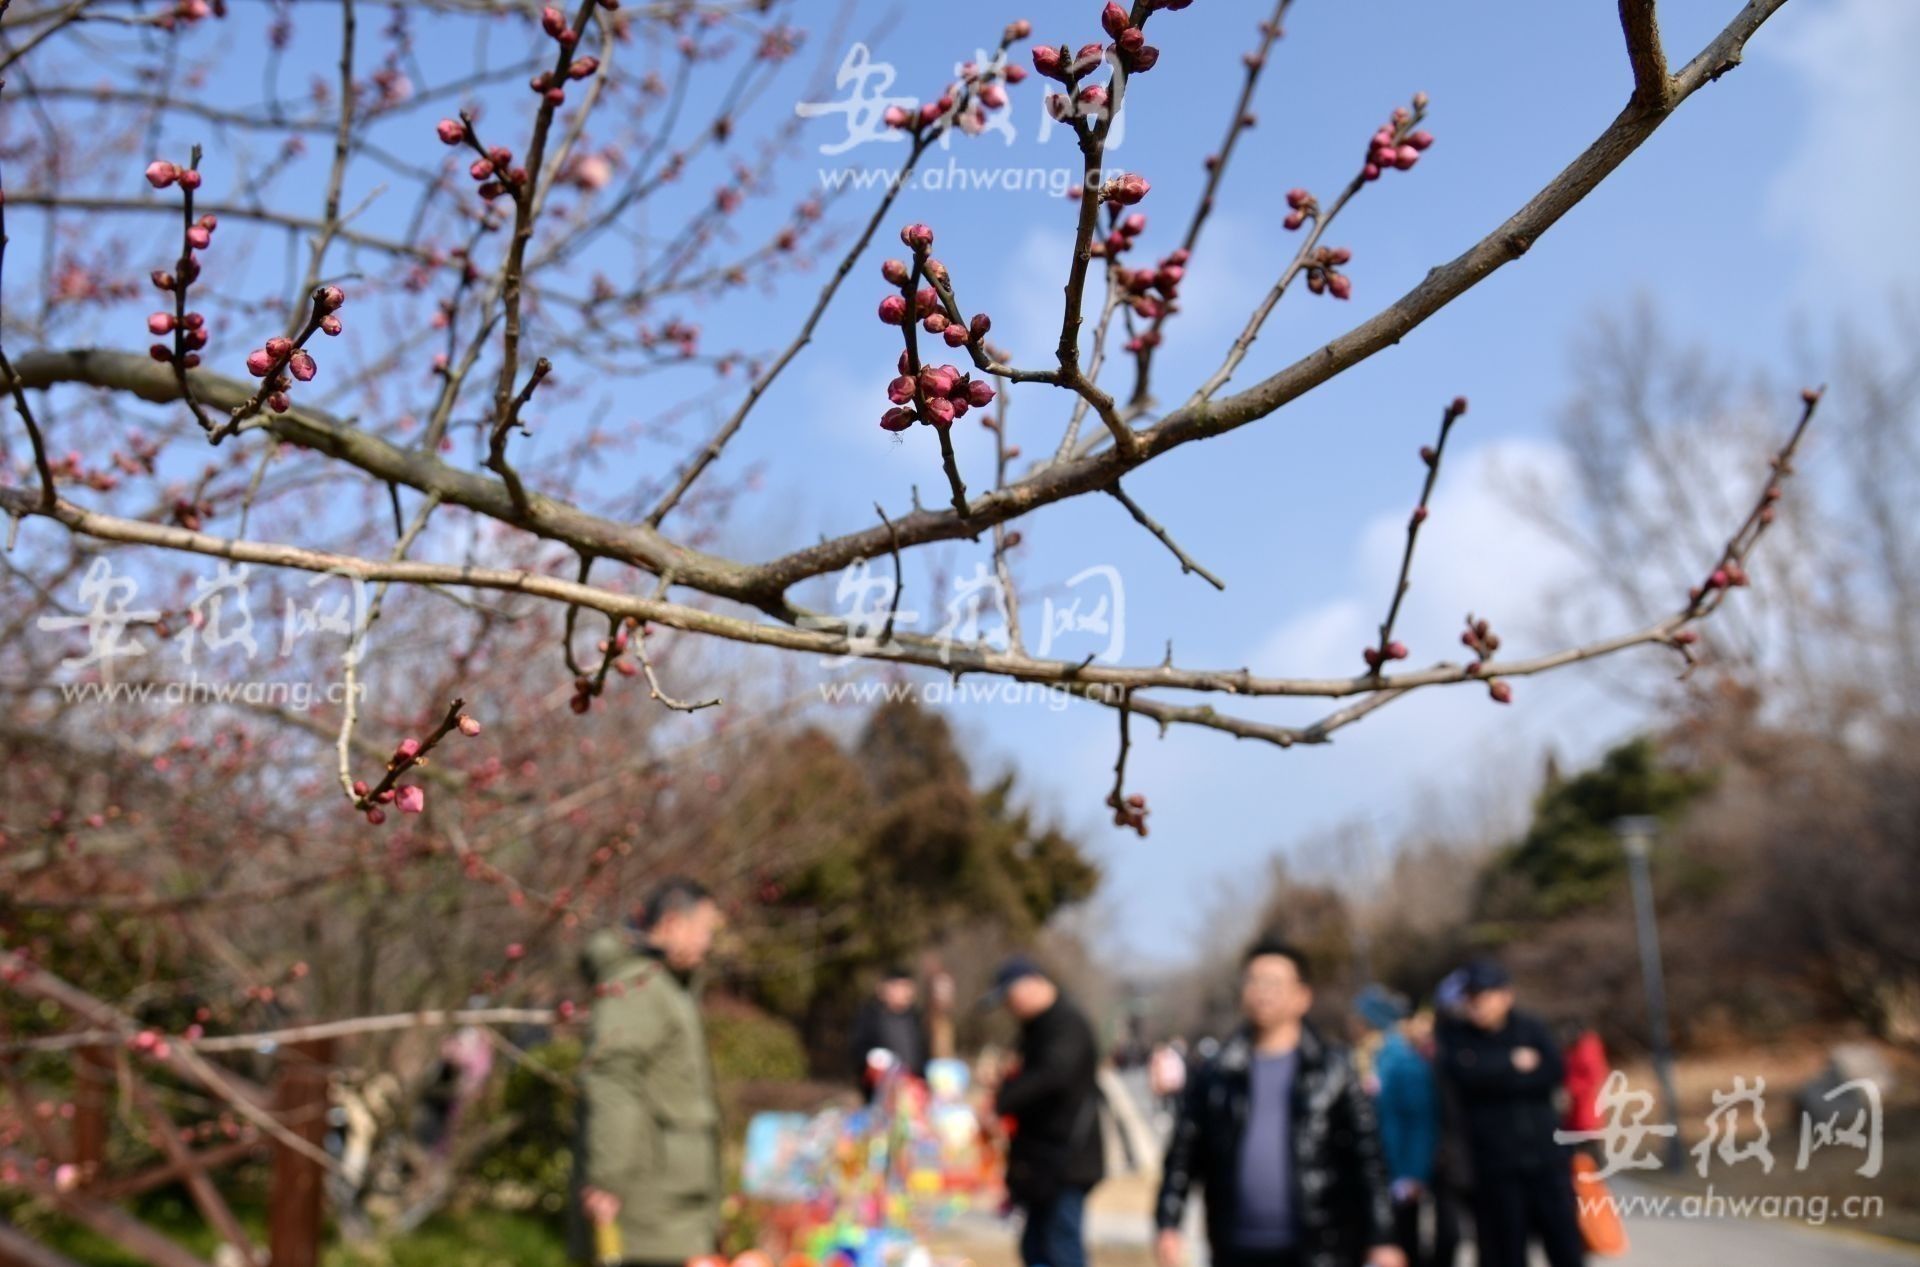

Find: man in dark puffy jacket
1435;961;1583;1267
1155;936;1403;1267
988;956;1105;1267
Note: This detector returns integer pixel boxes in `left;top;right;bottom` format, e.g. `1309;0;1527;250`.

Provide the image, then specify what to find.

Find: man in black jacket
849;966;928;1098
1155;936;1403;1267
1435;961;1583;1267
989;956;1104;1267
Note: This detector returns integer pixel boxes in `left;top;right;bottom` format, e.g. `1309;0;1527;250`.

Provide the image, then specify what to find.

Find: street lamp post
1613;814;1686;1171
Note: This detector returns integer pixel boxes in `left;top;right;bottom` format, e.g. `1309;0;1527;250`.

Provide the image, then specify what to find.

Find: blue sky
725;0;1920;958
12;0;1918;960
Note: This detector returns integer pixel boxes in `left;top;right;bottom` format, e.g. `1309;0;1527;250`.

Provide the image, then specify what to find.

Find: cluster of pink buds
144;160;202;191
1282;187;1317;231
881;360;996;431
146;303;209;368
1363;93;1434;182
457;140;530;203
243;286;344;412
1691;561;1750;606
156;0;216;30
1303;245;1353;299
884;28;1030;138
527;8;597;106
1100;2;1162;73
1362;640;1409;672
1110;791;1149;836
1461;614;1511;702
128;1029;173;1060
1091;207;1147;259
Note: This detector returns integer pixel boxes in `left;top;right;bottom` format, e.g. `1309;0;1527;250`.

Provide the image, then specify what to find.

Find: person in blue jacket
1357;988;1450;1266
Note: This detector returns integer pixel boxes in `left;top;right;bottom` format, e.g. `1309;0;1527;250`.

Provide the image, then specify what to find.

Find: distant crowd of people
568;878;1606;1267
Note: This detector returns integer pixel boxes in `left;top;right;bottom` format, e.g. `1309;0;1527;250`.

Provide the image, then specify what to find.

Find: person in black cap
1435;960;1584;1267
986;955;1105;1267
849;965;929;1098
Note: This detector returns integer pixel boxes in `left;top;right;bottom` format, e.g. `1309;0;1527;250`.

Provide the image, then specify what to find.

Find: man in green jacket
572;877;726;1267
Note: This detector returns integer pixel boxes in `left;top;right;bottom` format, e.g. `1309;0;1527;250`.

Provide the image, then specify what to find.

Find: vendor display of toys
736;1057;1003;1267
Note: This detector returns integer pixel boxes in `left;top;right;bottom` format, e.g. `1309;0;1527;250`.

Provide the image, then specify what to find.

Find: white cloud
1763;0;1920;298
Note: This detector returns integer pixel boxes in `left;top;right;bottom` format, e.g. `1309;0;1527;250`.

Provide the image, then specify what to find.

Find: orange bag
1571;1151;1630;1257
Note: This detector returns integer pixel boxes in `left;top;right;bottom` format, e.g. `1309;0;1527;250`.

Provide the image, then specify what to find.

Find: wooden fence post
70;1045;111;1182
267;1039;332;1267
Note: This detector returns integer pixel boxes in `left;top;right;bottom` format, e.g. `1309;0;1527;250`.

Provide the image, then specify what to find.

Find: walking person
571;878;727;1267
986;956;1105;1267
1359;993;1446;1267
1435;961;1584;1267
850;965;929;1098
1155;935;1405;1267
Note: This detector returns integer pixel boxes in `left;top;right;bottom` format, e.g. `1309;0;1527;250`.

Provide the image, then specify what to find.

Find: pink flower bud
881;258;911;286
1005;64;1029;84
900;222;935;250
148;312;175;335
966;378;996;407
541;6;565;37
268;392;291;412
887;375;915;405
145;161;178;189
367;808;387;825
1488;680;1513;705
1387;641;1408;660
1451;395;1468;416
506;942;525;960
923;396;956;427
150;344;173;362
1075;42;1106;70
878;295;908;325
397;737;422;758
177;169;201;190
1101;2;1130;37
1283;209;1305;231
186;226;212;250
1363;163;1381;182
884;104;911;129
915;286;939;316
396;785;425;815
470;157;495;180
1394;145;1420;170
320;314;343;336
1128;45;1160;73
970;313;992;338
1078;84;1109;111
1104;172;1150;205
436;118;465;145
352;780;369;797
1032;44;1064;79
458;715;482;736
942;325;969;347
919;364;959;398
880;406;916;432
245;348;276;377
1006;18;1032;40
923;312;950;334
1409;130;1434;151
570;57;600;80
